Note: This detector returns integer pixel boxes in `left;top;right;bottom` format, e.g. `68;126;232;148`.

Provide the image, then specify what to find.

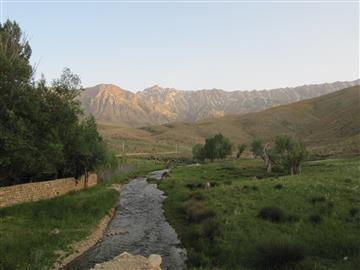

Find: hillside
99;85;360;156
81;80;359;127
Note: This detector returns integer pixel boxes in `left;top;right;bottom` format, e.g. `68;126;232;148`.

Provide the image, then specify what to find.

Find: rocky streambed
65;169;186;270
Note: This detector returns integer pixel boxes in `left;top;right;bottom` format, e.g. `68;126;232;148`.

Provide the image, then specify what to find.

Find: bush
274;184;283;190
186;183;196;190
309;214;322;224
319;202;334;215
224;180;232;185
202;218;221;240
349;207;359;217
287;214;300;223
250;238;306;269
210;181;219;187
258;207;286;223
184;200;216;223
189;192;206;201
310;196;326;204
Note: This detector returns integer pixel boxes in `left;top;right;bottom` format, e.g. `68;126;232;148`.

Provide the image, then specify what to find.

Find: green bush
258;207;286;223
309;214;322;225
310;196;326;204
349;207;359;217
201;218;221;240
250;238;306;269
189;191;206;201
184;200;216;223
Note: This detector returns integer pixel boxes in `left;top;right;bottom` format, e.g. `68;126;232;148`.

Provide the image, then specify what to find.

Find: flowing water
65;169;186;270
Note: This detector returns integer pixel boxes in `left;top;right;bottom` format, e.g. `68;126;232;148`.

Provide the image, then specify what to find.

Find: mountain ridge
99;85;360;156
80;79;359;127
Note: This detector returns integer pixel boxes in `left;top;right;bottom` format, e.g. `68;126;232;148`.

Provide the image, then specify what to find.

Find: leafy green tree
274;135;308;175
192;144;206;162
203;133;232;162
0;20;38;185
0;20;116;186
236;143;247;159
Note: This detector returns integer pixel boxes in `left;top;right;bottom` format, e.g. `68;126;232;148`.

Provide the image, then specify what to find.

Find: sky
1;0;359;91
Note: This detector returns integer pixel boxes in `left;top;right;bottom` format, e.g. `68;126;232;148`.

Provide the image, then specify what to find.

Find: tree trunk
266;160;272;173
84;167;88;188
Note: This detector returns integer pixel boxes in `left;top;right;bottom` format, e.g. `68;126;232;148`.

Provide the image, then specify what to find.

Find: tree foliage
273;135;308;175
193;133;232;162
0;20;116;186
192;144;206;162
236;143;247;159
250;135;308;175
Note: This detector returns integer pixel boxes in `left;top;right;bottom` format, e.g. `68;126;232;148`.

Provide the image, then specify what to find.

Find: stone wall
0;174;97;208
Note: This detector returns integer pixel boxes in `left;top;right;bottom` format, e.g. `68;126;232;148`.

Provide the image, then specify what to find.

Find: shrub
345;178;352;183
310;196;326;204
250;238;306;269
258;207;286;223
319;201;334;215
252;186;259;191
309;214;322;224
287;214;300;223
184;200;216;223
202;218;221;240
274;184;283;190
210;181;219;187
349;207;359;217
189;192;206;201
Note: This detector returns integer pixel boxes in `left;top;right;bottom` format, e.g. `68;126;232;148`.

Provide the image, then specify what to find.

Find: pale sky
1;1;359;91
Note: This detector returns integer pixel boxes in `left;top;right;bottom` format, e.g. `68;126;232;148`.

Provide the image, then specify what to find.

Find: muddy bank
65;170;186;270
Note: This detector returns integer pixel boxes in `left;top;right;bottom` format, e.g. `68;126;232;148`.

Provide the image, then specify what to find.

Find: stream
65;169;186;270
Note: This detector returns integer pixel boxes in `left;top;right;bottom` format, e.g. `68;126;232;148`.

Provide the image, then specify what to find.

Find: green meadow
159;157;360;270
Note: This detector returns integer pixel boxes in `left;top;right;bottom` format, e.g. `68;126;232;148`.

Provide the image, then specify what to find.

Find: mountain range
98;85;360;156
80;80;359;127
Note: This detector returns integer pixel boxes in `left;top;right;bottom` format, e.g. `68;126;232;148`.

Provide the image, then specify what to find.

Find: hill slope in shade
81;80;359;127
100;86;360;156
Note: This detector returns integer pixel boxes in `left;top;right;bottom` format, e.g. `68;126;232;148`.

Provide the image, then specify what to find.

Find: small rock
204;182;211;189
50;228;60;235
148;254;162;269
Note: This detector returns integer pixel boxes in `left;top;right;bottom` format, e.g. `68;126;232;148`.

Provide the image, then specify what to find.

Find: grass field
0;158;164;270
159;157;360;270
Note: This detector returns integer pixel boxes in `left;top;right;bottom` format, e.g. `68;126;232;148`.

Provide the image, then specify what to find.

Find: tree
203;133;232;162
0;20;116;186
251;139;274;173
0;20;37;185
192;144;206;162
273;135;308;175
236;143;247;159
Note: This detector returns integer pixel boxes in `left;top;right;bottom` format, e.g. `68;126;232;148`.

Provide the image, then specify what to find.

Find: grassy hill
98;86;360;156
